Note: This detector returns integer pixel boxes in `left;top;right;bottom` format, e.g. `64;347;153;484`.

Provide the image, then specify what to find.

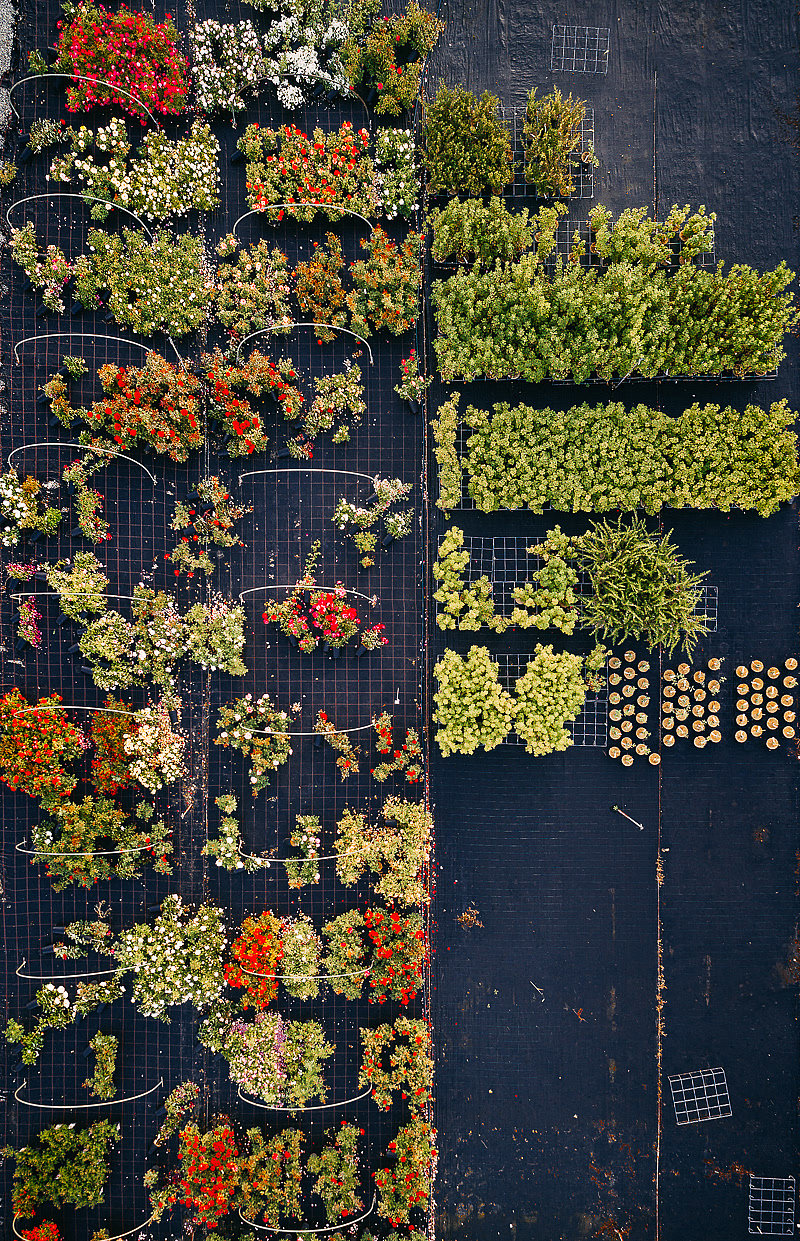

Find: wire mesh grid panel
749;1177;796;1236
502;107;596;200
550;24;610;74
668;1066;732;1124
494;653;607;747
696;585;719;632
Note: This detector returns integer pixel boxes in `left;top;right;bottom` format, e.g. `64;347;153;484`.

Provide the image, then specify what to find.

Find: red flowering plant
43;353;203;463
262;541;385;655
341;2;445;117
348;227;422;336
90;698;136;795
314;710;361;780
0;690;86;806
172;1121;240;1229
374;1117;437;1226
51;4;190;119
238;121;376;222
224;912;284;1009
306;1123;364;1224
20;1224;61;1241
359;1016;433;1113
202;348;303;458
365;906;425;1004
371;715;423;784
239;1128;304;1229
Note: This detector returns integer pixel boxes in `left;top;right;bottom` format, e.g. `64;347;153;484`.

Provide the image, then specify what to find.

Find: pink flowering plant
51;4;190;119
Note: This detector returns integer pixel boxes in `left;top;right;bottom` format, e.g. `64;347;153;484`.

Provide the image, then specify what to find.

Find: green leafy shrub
430;197;534;267
433;645;514;755
424;84;514;195
3;1120;120;1214
307;1124;364;1222
348;227;421;335
522;86;597;196
512;645;588;755
576;516;709;655
431;206;796;380
74;229;214;337
444;397;800;517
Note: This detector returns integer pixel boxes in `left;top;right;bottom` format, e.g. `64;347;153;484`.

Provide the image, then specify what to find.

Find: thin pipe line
237;843;361;865
239;1194;376;1235
232;204;374;237
13;1216;155;1241
13;333;170;364
16;956;115;980
217;721;374;738
235;324;373;366
15;1075;163;1109
237;1081;373;1111
9;72;163;127
7;442;159;485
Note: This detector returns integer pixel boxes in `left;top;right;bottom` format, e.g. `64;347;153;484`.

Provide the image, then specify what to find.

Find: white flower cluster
49;118;220;222
190;20;267;114
0;470;30;547
114;894;227;1022
39;983;72;1017
124;703;187;793
259;0;349;108
375;128;418;220
184;597;247;674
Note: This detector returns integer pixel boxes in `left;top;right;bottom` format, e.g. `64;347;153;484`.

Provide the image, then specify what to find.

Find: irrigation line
9;72;163;128
6;192;155;241
11;705;142;721
237;1082;373;1112
15;1076;163;1109
8;442;159;486
232;204;374;237
16;957;115;980
14;1216;155;1241
239;1194;376;1235
10;592;147;602
219;721;375;738
235;324;373;367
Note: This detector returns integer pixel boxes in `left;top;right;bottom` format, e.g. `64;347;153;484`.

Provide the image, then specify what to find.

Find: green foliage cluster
431;204;796;380
430;197;534;267
522;86;598;196
424;84;514;195
437;397;800;518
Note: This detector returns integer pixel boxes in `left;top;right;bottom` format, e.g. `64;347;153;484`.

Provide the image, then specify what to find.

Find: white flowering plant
114;894;227;1021
183;596;247;675
190;19;267;114
48;117;220;222
375;127;417;219
123;701;187;793
215;694;298;794
0;467;62;547
252;0;349;109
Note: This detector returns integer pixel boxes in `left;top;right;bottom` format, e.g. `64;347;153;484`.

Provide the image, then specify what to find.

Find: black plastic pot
18;146;33;165
287;633;299;649
314;734;323;748
80;665;94;676
230;148;245;165
82;1045;94;1058
407;398;421;415
70;528;85;539
35;303;49;319
381;533;396;548
355;644;368;658
52;926;66;935
56;614;69;626
70;302;83;317
29;531;44;544
33;571;48;582
15;637;28;652
36;391;50;405
276;447;292;459
330;645;341;659
24;1000;41;1012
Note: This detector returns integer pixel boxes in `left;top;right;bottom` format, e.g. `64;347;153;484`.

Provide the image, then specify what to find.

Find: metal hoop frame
232;204;374;237
235;324;373;367
9;72;163;127
16;956;115;980
7;441;159;485
237;1081;373;1112
6;191;155;241
15;1075;163;1109
238;1193;376;1235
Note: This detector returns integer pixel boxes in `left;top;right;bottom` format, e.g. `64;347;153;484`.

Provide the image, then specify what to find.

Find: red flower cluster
365;907;425;1005
174;1122;240;1229
55;3;189;118
21;1224;61;1241
89;698;135;795
0;690;85;803
309;587;360;647
89;355;203;463
246;122;372;218
202;350;303;459
224;912;284;1009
